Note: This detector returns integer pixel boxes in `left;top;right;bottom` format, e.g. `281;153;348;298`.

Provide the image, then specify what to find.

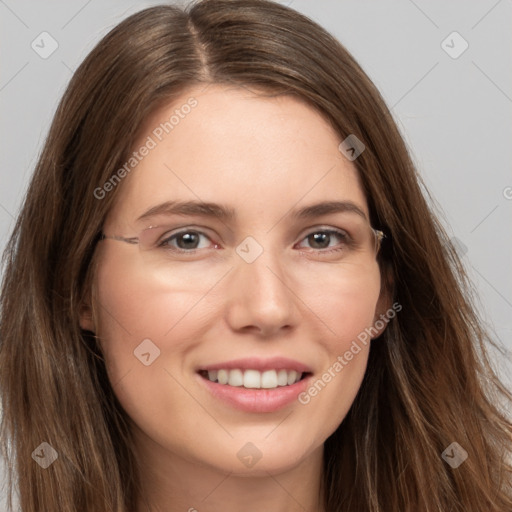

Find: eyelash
157;227;352;256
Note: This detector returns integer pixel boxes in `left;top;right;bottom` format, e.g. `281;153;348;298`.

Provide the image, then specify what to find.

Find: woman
1;1;511;510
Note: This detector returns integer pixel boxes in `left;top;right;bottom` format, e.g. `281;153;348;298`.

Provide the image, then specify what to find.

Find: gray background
1;0;511;508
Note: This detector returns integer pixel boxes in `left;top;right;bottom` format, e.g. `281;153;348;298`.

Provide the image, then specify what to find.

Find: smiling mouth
198;369;311;389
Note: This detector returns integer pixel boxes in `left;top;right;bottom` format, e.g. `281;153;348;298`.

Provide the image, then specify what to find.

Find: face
81;83;389;476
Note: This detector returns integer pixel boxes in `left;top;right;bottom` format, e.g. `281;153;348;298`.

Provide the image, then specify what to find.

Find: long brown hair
1;1;511;510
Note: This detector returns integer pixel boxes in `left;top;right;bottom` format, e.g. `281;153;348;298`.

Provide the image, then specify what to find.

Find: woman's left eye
159;228;349;254
296;229;349;252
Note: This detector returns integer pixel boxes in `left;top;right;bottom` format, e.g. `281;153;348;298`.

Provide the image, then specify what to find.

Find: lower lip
197;373;312;413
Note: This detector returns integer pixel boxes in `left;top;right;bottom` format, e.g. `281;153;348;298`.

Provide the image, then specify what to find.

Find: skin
80;83;390;512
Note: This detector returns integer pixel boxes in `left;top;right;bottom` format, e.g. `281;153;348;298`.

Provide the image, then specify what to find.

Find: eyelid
158;224;352;250
156;224;218;238
297;224;350;238
158;226;218;248
159;223;351;236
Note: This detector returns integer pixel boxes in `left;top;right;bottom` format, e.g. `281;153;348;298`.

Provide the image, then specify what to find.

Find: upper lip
197;357;313;373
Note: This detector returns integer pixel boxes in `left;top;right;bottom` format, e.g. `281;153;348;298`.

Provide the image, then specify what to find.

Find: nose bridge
227;232;298;331
236;233;292;297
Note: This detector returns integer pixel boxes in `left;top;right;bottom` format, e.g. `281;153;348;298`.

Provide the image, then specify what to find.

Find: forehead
105;84;369;229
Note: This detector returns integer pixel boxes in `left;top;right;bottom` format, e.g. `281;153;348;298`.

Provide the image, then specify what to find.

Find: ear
79;301;96;333
79;262;97;333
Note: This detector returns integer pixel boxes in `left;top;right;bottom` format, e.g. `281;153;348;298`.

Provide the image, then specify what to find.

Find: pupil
309;233;329;249
178;232;199;249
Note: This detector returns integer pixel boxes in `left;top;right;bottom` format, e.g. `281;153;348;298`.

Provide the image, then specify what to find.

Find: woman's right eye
158;230;215;252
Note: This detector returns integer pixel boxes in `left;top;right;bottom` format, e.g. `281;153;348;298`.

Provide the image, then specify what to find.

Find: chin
187;431;323;477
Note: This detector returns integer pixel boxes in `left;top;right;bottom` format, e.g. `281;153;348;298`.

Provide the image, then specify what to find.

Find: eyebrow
135;199;368;223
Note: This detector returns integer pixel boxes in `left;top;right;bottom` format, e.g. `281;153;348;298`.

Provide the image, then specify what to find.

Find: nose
224;242;300;337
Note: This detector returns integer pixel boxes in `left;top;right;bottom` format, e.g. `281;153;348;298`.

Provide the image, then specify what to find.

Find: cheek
295;263;381;429
92;252;210;445
311;260;382;339
91;247;383;461
94;243;225;337
92;250;206;386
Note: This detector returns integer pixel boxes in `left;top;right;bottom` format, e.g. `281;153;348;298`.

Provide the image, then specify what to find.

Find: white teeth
203;368;305;389
261;370;278;389
228;369;244;387
243;369;261;389
277;369;288;386
217;369;229;385
287;370;297;385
